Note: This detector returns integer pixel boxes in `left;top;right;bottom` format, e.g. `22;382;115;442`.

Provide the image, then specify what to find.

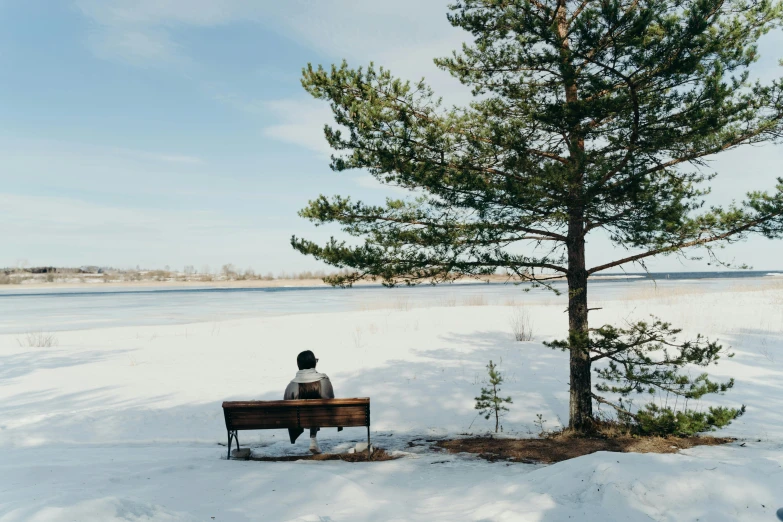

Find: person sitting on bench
283;350;337;454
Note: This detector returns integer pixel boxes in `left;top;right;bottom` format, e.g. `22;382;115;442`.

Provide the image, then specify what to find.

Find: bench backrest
222;398;370;431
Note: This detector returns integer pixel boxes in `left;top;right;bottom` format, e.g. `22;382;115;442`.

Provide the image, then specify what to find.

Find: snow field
1;281;782;520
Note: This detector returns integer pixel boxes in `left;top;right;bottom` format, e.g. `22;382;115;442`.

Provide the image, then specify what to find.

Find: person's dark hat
297;350;317;370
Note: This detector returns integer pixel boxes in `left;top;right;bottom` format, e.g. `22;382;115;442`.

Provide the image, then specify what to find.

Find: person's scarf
290;368;328;384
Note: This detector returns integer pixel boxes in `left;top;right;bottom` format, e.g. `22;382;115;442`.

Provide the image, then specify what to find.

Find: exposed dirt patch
247;448;398;462
436;435;733;464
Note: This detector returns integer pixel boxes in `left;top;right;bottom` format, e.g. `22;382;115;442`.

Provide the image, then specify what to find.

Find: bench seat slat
223;398;369;409
230;417;366;430
297;414;367;427
226;405;366;413
228;414;298;423
228;413;366;428
229;412;298;429
223;398;370;431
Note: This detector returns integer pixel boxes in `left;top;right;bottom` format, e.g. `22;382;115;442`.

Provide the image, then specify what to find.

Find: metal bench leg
234;431;240;453
227;431;234;460
367;426;372;461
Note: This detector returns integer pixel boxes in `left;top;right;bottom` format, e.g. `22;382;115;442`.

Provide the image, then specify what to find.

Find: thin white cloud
86;27;184;68
257;39;473;155
1;137;204;169
0;192;239;268
0;192;330;271
119;149;204;165
251;2;472;154
260;99;335;158
259;0;457;64
353;175;416;197
211;91;267;116
0;137;216;201
75;0;252;26
141;153;203;165
74;0;468;94
75;0;256;67
73;0;473;154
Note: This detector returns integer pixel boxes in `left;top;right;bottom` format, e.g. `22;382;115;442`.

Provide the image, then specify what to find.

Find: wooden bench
221;398;371;459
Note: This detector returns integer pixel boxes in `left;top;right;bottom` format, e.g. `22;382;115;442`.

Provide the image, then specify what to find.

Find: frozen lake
0;271;780;334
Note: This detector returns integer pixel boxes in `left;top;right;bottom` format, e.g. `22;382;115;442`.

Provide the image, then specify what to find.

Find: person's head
296;350;318;370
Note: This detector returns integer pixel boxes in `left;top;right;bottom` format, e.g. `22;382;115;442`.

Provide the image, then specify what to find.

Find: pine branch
591;392;639;421
587;204;783;275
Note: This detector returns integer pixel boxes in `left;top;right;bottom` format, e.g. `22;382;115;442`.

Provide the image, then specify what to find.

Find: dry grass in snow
16;330;58;348
438;434;734;464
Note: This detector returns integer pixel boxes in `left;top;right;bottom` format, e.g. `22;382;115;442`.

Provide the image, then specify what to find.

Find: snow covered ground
1;279;782;521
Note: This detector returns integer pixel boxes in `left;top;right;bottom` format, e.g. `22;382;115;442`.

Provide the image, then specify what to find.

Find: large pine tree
292;0;783;431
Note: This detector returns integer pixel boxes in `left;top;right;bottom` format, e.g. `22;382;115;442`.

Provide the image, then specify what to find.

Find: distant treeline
0;265;356;285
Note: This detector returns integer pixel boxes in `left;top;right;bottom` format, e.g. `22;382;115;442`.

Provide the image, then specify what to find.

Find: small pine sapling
534;413;548;437
475;360;513;433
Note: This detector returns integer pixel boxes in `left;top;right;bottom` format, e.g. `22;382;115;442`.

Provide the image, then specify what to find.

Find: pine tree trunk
493;383;499;433
567;226;593;432
556;4;593;433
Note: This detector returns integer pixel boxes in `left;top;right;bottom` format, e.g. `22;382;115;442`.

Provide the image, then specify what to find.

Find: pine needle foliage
475;360;513;433
546;317;746;435
292;0;783;432
635;403;745;436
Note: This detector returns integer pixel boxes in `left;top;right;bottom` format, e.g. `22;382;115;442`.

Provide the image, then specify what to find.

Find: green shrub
634;403;745;437
546;316;745;437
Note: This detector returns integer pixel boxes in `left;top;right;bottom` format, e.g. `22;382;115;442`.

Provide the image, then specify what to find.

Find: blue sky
1;1;782;274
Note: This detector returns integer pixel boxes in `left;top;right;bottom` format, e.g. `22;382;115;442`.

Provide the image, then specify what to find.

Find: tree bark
557;4;593;432
493;382;500;433
567;227;593;431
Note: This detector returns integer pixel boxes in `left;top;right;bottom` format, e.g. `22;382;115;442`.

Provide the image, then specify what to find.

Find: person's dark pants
288;427;319;444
